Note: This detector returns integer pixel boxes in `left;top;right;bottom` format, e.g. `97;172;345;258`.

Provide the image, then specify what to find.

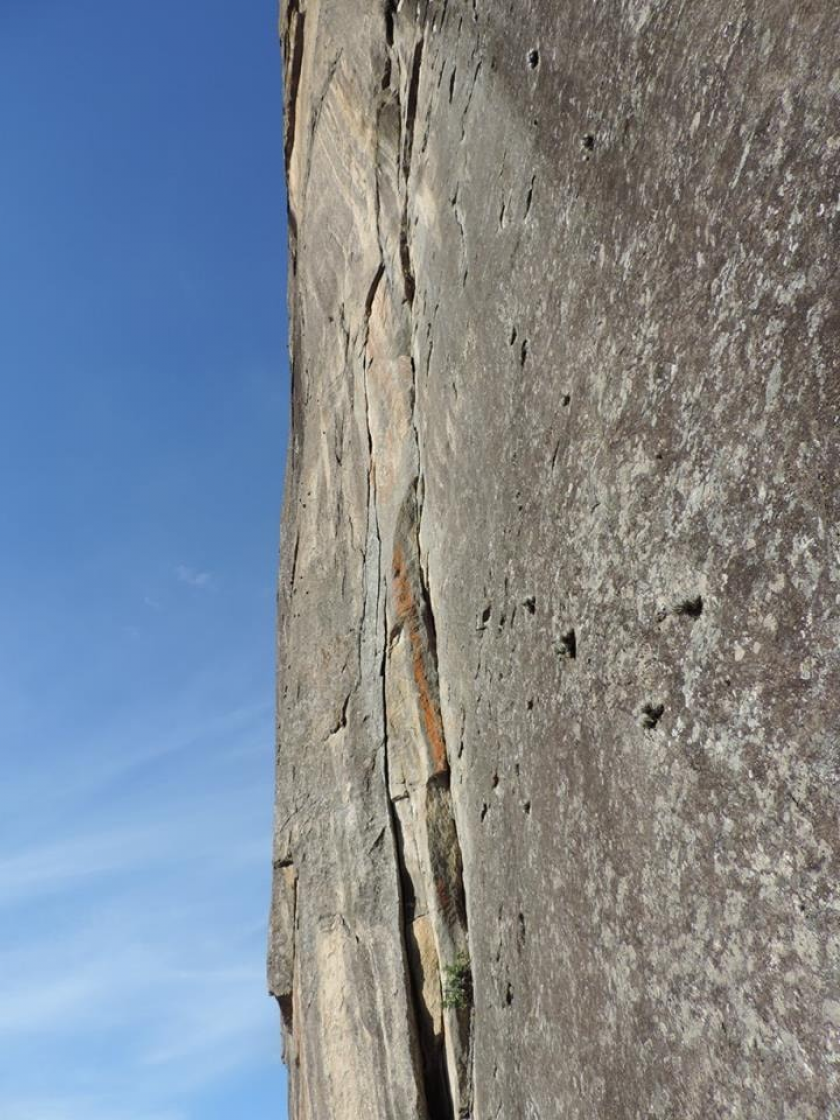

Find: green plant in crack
441;952;472;1011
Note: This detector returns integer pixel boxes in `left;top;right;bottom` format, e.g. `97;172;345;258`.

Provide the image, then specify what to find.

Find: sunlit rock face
268;2;840;1117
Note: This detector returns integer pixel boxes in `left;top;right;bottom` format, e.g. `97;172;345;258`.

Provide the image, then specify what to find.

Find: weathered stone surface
269;2;840;1117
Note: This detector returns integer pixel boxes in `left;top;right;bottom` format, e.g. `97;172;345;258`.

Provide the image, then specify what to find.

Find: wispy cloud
0;694;273;826
0;806;280;1105
0;763;271;911
1;545;277;1117
62;697;273;798
1;1097;186;1120
175;565;214;589
0;921;271;1051
0;828;164;907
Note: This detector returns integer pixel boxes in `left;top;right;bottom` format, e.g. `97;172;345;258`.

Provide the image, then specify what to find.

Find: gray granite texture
268;2;840;1117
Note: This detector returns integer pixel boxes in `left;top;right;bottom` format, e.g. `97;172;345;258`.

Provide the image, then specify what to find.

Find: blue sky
0;2;289;1117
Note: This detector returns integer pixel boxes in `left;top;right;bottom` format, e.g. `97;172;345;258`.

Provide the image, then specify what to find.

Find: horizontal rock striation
269;2;840;1117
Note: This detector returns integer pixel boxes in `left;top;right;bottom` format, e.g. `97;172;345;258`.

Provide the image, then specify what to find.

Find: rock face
268;2;840;1117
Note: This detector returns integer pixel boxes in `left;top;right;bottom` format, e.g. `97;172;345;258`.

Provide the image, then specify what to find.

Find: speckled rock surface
268;2;840;1117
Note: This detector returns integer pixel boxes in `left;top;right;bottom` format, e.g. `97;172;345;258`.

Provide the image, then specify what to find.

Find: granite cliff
268;2;840;1116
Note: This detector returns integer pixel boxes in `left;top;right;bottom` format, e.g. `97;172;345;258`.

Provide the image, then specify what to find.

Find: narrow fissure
365;262;386;319
400;225;417;305
402;40;425;181
416;550;474;1120
381;495;456;1120
398;38;424;307
370;14;471;1116
361;184;444;1115
392;486;474;1118
283;2;306;171
391;797;456;1120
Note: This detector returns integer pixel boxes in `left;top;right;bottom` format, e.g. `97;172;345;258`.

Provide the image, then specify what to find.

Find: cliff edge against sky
268;2;840;1116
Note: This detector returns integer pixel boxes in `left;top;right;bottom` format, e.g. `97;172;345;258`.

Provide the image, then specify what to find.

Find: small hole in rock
675;595;703;619
527;48;540;69
523;595;536;614
526;698;534;711
582;133;596;151
641;702;665;730
556;628;576;659
520;339;529;366
523;800;531;815
505;982;514;1006
561;393;571;406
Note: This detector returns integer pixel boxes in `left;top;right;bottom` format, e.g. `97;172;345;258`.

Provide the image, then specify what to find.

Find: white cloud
0;769;270;911
1;1094;186;1120
0;867;281;1100
0;657;280;1113
0;828;166;907
0;970;109;1035
175;565;214;589
1;696;273;821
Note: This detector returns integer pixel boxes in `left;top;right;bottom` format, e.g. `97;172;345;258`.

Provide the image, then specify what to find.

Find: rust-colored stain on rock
392;543;449;776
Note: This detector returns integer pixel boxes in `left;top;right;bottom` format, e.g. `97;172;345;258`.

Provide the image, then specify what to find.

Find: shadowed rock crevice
388;484;473;1116
389;796;454;1120
281;1;306;171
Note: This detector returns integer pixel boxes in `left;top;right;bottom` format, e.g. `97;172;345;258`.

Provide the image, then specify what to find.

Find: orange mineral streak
392;544;449;776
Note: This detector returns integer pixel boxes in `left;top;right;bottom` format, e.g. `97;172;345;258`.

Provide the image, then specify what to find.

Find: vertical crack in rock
361;254;435;1119
383;730;452;1120
390;484;473;1119
268;855;298;1076
402;39;424;183
384;0;398;48
367;12;473;1115
282;0;306;172
399;37;424;306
